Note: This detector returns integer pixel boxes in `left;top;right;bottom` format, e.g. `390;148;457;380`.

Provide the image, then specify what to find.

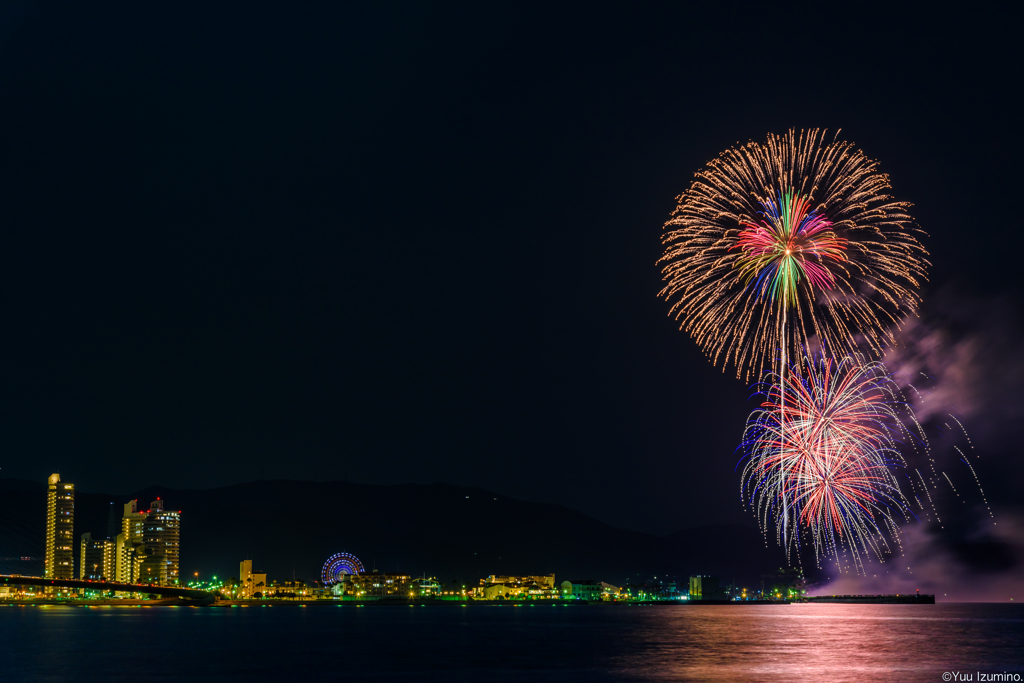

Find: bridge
1;575;216;602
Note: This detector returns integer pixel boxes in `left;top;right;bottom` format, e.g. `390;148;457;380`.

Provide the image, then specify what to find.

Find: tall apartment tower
140;499;180;586
44;473;75;579
114;498;180;586
80;532;115;580
115;500;148;583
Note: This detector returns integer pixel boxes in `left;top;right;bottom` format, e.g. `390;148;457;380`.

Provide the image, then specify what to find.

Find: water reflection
2;601;1021;681
612;604;1024;682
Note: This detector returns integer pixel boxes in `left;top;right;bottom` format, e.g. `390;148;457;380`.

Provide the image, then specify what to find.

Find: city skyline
18;472;811;605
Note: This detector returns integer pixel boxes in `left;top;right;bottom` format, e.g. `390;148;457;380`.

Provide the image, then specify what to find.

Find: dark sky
0;1;1021;535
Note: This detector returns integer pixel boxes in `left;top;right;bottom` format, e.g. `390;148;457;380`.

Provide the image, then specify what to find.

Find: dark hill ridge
0;478;781;586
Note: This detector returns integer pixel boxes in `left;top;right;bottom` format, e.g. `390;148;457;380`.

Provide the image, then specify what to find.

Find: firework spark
659;129;929;380
739;355;919;571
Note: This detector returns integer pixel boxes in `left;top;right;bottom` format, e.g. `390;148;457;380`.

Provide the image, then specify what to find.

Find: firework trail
659;129;929;381
739;355;920;572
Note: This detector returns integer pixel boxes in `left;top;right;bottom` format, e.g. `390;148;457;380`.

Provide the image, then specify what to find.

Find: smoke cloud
884;287;1024;434
808;513;1024;602
809;286;1024;601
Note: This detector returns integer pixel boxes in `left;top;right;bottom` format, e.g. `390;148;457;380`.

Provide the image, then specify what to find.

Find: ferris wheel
321;552;365;585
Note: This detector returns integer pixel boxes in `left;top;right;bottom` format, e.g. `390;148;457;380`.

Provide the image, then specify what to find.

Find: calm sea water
2;603;1021;681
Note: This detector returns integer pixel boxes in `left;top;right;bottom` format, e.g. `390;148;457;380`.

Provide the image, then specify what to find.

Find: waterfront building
44;473;75;580
561;580;619;601
80;532;115;580
479;574;559;600
337;571;411;598
111;498;181;586
483;574;555;590
240;560;268;598
116;500;149;583
105;501;121;539
689;575;727;600
267;580;310;598
140;499;181;585
481;582;517;600
114;534;144;584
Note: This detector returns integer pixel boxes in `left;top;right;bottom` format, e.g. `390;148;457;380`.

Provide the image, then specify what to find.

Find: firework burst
739;355;919;571
659;129;929;380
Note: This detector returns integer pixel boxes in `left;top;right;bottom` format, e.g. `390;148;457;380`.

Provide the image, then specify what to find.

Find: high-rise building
80;532;115;580
116;500;148;584
140;499;180;586
105;501;120;540
114;498;181;586
44;473;74;579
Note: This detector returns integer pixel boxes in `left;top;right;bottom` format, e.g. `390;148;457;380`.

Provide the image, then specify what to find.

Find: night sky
0;2;1021;536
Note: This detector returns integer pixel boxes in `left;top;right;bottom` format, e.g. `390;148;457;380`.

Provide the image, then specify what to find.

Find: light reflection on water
1;602;1020;681
612;604;1024;682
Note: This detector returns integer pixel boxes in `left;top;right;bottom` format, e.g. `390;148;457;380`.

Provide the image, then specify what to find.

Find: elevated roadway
1;575;215;602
